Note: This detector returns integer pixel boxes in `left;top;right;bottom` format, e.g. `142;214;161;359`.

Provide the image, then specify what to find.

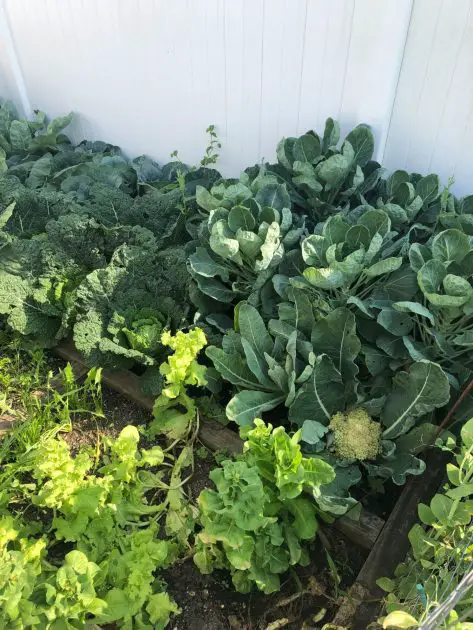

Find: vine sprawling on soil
0;101;473;628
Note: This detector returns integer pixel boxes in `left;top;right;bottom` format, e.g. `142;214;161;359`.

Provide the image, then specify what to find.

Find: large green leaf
317;154;349;186
226;390;285;426
382;361;450;439
377;309;413;337
277;137;296;170
26;152;53;188
209;219;241;261
206;346;260;389
285;497;318;539
409;243;432;272
344;124;374;166
189;247;229;280
358;208;390;237
292;133;321;163
417;259;446;294
289;354;344;425
9;119;31;152
416;173;440;206
431;229;470;264
322;117;340;152
365;257;402;278
382;266;418;300
303;266;345;290
238;302;273;357
228;206;255;231
393;301;434;325
255;184;290;211
311;308;360;382
322;214;349;245
194;275;234;302
292;161;323;192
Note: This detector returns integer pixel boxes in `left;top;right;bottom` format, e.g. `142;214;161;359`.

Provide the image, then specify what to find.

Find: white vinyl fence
0;0;472;194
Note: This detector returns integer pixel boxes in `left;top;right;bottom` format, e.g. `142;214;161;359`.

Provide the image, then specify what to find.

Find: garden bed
1;104;472;628
53;339;448;628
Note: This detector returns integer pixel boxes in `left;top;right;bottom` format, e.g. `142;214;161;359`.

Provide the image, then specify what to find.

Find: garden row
0;101;472;627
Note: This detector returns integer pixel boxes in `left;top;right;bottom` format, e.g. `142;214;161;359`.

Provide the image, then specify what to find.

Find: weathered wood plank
335;510;385;551
356;447;450;592
0;414;15;437
335;447;451;629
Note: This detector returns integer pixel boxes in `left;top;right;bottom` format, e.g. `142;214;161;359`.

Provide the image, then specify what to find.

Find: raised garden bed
53;338;452;628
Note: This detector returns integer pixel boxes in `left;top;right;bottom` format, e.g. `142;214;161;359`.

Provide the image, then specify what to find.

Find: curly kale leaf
0;239;85;346
45;213;158;269
73;248;190;370
0;174;75;237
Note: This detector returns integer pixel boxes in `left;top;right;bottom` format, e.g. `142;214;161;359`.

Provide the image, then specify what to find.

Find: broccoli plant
206;299;451;506
194;420;335;594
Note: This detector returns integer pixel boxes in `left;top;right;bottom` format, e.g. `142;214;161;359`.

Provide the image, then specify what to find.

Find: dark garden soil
162;529;366;630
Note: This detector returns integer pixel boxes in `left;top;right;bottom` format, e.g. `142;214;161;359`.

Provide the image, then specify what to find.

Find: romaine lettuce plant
0;425;181;629
194;420;335;594
149;327;208;440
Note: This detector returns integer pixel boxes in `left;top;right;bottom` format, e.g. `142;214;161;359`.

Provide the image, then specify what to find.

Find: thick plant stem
436;378;473;437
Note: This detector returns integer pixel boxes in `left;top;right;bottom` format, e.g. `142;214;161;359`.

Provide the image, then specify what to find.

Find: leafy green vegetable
189;167;305;317
378;418;473;628
194;420;334;593
149;328;208;439
273;119;382;223
0;424;182;628
73;246;189;379
207;300;450;495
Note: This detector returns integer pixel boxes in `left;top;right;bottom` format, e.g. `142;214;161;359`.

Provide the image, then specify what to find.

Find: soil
62;387;153;451
163;529;366;630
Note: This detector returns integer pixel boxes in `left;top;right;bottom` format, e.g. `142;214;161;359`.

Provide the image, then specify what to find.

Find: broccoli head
329;408;381;461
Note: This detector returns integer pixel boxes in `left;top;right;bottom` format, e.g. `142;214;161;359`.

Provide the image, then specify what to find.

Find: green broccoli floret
329;408;381;461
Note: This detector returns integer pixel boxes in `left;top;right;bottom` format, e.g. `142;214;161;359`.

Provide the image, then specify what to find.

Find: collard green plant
273;118;382;222
401;228;473;386
276;207;411;308
378;419;473;629
194;420;335;594
188;169;305;318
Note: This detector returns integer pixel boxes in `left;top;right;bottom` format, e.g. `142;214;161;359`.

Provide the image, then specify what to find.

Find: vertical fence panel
383;0;473;195
2;0;411;176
